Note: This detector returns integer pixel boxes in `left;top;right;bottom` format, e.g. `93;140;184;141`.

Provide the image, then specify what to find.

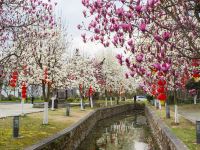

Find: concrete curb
25;104;144;150
145;106;189;150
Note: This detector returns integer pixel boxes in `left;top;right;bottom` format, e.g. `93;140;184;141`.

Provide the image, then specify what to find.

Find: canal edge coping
25;104;143;150
145;106;189;150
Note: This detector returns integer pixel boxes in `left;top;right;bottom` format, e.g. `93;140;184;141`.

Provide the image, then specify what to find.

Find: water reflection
77;112;159;150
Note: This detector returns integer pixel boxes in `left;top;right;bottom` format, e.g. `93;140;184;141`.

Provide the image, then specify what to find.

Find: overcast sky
56;0;110;57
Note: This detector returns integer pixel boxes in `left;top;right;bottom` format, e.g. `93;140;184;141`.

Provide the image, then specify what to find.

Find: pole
51;98;55;111
21;99;24;115
110;97;113;106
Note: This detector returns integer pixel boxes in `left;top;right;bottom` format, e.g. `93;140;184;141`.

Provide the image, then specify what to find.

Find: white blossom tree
63;49;100;109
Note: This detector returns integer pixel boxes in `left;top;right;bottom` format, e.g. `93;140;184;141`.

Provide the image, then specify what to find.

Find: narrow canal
77;111;159;150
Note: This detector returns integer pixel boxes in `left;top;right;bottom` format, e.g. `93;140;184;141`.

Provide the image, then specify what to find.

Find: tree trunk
174;90;179;124
105;97;108;106
43;102;48;124
165;92;170;118
51;98;55;111
21;99;25;115
110;97;113;106
194;95;197;104
42;81;46;101
90;96;93;108
165;100;170;118
42;81;50;125
159;101;162;109
116;97;119;105
80;96;84;110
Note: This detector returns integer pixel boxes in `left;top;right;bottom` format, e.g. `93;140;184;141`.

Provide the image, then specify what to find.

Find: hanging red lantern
151;84;156;89
192;73;200;78
157;79;166;86
157;93;167;101
192;59;200;67
9;71;18;88
10;79;16;87
44;67;48;81
157;86;165;93
151;90;157;96
89;85;93;96
21;82;27;99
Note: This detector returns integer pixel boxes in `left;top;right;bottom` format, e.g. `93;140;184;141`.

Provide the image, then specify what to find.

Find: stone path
0;103;43;118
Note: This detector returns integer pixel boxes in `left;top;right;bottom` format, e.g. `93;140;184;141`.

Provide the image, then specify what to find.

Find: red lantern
21;82;27;99
151;84;156;89
151;90;157;96
9;71;18;88
192;59;200;67
44;67;48;81
157;86;165;93
157;93;166;101
89;86;93;96
192;73;200;78
10;79;16;87
157;79;166;86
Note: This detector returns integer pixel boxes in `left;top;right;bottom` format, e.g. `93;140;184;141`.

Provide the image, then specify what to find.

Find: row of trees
80;0;200;124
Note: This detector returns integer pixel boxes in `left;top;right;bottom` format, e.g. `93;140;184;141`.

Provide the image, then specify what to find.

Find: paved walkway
178;105;200;124
0;103;43;118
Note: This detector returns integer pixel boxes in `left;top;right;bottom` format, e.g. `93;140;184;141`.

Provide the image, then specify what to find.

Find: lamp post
13;116;20;138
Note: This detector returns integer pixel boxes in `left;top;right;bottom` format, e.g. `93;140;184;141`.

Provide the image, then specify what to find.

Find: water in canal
77;111;159;150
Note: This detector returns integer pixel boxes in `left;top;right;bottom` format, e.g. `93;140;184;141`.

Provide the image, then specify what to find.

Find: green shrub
146;94;154;102
6;95;20;101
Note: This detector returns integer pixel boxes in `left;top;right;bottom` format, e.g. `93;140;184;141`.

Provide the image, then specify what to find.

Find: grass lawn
0;99;44;103
176;103;200;110
149;104;200;150
0;107;92;150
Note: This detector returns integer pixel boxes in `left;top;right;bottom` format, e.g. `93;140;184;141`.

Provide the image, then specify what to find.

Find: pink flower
162;31;171;41
136;54;143;63
121;23;132;32
135;5;142;13
154;34;161;42
125;73;129;79
139;22;146;32
127;39;133;46
116;8;124;16
130;71;135;77
77;24;82;30
148;0;155;8
94;28;100;34
82;0;89;6
83;10;87;17
94;35;99;40
189;89;197;96
113;24;119;31
153;63;161;70
125;58;130;68
116;54;123;65
161;63;170;72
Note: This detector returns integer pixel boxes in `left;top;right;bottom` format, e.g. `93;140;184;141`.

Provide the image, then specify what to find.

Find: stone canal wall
25;104;144;150
145;106;189;150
